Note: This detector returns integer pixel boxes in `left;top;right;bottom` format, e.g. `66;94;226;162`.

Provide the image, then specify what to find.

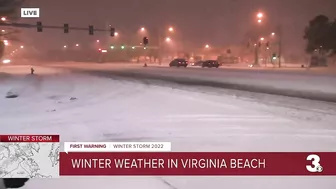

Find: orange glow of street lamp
260;37;264;41
271;32;275;36
96;40;100;42
75;44;79;47
166;37;171;42
64;45;67;48
257;13;263;18
140;27;145;32
257;19;262;23
168;27;174;32
205;44;210;48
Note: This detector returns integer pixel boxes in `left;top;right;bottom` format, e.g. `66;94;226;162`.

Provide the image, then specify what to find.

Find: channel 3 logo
306;154;323;173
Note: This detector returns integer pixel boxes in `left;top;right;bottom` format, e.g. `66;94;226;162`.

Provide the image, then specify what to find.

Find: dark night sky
20;0;336;55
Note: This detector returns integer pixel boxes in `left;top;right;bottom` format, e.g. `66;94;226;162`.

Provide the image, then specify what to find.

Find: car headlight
2;59;11;64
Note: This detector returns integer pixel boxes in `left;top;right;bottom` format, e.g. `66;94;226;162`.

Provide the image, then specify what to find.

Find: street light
114;32;119;36
96;40;100;42
140;27;145;32
260;37;264;41
271;32;275;36
168;27;174;32
166;37;171;42
257;19;262;23
257;13;263;18
205;44;210;48
64;45;67;48
1;30;4;32
20;45;24;48
75;44;79;47
1;17;6;21
132;46;135;49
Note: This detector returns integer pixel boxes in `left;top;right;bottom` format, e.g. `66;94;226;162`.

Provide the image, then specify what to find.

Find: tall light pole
277;25;282;68
253;12;264;66
158;26;174;64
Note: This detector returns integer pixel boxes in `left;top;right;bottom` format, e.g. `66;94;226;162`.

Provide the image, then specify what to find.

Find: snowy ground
0;65;335;189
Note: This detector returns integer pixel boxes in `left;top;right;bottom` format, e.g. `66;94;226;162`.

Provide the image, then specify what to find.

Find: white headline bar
64;142;171;153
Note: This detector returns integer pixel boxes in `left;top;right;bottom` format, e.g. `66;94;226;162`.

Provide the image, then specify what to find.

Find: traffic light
110;27;115;37
143;37;148;46
89;25;94;35
37;21;42;32
64;24;69;33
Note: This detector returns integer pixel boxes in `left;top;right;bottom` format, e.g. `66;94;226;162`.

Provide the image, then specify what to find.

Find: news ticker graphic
60;152;336;176
0;135;60;178
64;142;172;153
1;135;336;177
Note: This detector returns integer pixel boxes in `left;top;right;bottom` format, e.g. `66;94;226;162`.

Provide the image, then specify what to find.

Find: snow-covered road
0;65;335;189
47;62;336;102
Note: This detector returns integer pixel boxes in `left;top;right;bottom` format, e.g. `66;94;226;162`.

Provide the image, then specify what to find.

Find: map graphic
0;143;59;178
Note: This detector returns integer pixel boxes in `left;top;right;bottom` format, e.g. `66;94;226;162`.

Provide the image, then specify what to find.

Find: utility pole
254;44;259;66
278;25;282;68
157;28;162;65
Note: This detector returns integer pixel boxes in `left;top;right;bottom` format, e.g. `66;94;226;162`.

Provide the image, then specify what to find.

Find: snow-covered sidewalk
0;65;335;189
